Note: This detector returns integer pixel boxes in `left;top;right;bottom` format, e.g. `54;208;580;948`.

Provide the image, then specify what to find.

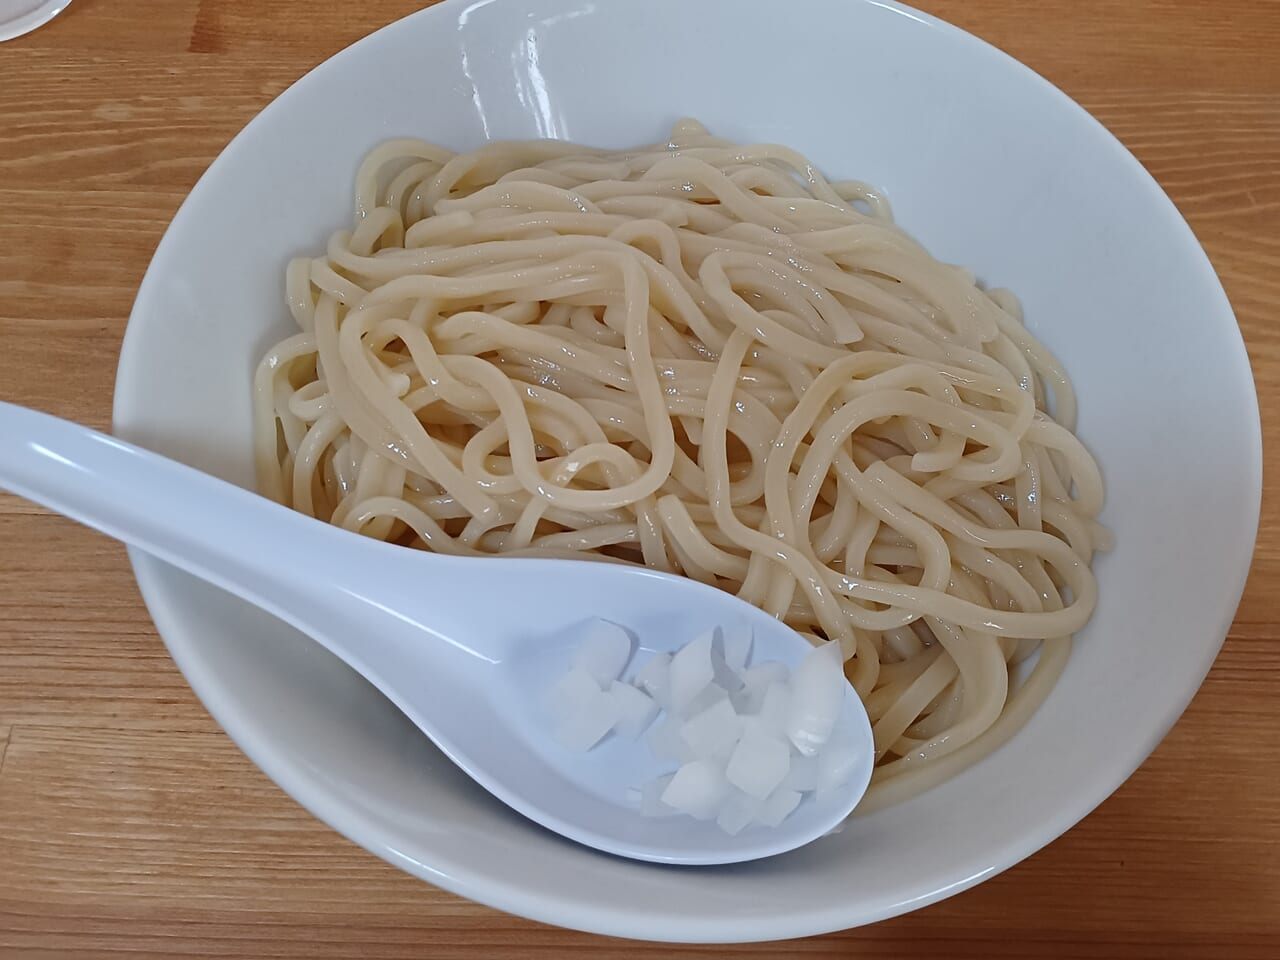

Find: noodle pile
253;120;1108;809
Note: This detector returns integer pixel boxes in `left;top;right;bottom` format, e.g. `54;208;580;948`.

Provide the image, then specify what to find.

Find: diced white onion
661;759;729;820
709;631;745;693
549;666;604;719
552;683;620;752
680;680;729;720
571;619;635;687
649;713;692;763
639;774;680;817
725;733;790;800
784;640;846;757
680;698;743;760
817;733;860;796
782;754;821;793
730;660;788;714
714;789;763;836
551;618;864;837
752;680;791;739
757;787;803;827
609;680;658;739
634;651;672;708
667;628;716;714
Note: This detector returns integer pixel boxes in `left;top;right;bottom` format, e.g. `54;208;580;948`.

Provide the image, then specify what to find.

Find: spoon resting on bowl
0;400;874;864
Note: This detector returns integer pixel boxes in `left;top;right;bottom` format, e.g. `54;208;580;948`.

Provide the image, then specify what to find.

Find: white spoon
0;401;874;864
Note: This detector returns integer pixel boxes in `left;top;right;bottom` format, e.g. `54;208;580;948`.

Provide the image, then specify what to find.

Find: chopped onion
725;732;790;800
649;713;692;763
680;698;743;760
572;619;635;687
552;683;620;752
661;759;729;820
680;680;729;719
709;631;745;693
634;651;672;708
550;619;864;836
667;628;716;714
714;789;763;836
549;666;604;719
785;640;845;757
783;754;821;793
731;660;788;714
752;680;791;739
817;733;860;797
609;680;658;739
638;774;680;817
757;787;803;827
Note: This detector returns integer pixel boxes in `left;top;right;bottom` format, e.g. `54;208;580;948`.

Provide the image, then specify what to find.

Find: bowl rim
112;0;1263;941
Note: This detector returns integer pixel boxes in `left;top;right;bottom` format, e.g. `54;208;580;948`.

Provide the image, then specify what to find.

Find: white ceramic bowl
112;0;1261;942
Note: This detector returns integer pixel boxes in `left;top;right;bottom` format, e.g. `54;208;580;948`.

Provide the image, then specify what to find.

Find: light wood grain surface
1;1;1277;956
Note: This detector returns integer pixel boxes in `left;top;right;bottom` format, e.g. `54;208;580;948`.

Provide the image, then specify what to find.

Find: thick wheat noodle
252;120;1108;808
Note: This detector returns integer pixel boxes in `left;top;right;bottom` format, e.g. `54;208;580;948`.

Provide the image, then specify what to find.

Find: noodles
252;120;1108;809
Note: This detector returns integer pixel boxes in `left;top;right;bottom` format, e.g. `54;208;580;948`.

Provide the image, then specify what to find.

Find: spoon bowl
0;400;874;864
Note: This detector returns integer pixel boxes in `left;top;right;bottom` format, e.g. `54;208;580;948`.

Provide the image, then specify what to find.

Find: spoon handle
0;401;371;633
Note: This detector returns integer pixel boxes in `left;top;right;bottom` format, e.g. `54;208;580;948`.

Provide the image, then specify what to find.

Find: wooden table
1;1;1277;956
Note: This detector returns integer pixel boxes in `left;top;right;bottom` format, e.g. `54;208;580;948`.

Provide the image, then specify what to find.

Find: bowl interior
113;0;1261;942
